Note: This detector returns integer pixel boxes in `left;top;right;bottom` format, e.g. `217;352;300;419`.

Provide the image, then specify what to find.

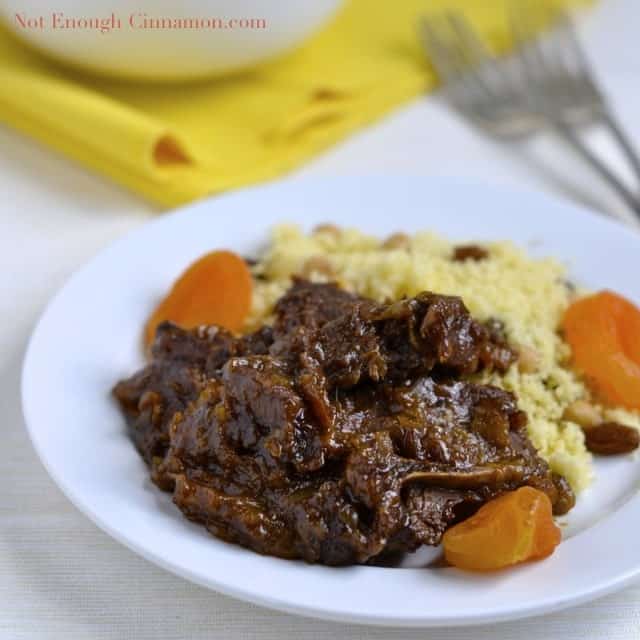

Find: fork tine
444;12;521;103
420;16;461;82
421;8;544;138
422;15;490;98
421;17;484;116
445;11;491;67
553;10;599;92
426;14;478;79
423;13;499;100
511;0;590;114
509;0;557;106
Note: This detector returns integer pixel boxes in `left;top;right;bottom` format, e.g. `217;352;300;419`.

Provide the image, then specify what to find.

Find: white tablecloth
3;0;640;637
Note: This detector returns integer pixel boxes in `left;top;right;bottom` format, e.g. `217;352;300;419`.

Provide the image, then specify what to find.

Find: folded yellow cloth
0;0;587;208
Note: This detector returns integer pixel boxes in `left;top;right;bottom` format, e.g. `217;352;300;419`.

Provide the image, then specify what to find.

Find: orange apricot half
442;487;561;572
145;250;252;346
562;290;640;409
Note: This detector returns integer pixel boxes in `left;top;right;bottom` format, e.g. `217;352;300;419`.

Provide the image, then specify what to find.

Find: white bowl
0;0;343;80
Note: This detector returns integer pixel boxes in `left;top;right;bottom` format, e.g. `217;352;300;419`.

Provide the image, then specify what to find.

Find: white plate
22;176;640;627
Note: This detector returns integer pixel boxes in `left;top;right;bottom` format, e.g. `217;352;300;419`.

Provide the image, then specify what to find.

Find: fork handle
600;109;640;183
554;123;640;219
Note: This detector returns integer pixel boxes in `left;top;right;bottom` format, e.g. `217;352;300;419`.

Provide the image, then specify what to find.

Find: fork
420;3;640;218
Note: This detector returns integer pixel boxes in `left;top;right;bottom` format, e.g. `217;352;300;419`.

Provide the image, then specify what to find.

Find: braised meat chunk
272;281;517;389
113;321;273;488
113;280;574;565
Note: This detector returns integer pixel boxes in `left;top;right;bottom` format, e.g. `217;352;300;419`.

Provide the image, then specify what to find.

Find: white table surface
2;0;640;637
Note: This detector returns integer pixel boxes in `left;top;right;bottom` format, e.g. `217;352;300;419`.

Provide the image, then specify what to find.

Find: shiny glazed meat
113;280;574;565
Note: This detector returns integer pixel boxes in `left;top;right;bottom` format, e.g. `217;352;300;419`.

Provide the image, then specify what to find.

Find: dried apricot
442;486;561;571
562;291;640;409
145;250;252;345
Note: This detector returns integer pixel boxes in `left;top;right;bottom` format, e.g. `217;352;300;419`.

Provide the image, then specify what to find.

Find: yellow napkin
0;0;587;208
